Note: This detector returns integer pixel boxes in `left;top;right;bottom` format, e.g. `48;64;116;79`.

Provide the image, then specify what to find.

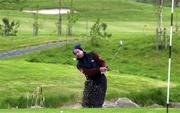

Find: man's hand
80;69;84;73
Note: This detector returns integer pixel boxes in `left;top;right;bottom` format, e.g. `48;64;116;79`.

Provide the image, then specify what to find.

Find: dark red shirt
77;52;107;78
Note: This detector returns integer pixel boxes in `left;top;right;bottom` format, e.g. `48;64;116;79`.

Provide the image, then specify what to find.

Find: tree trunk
163;28;167;49
58;0;62;36
33;4;39;36
156;28;159;50
67;0;73;36
159;0;163;49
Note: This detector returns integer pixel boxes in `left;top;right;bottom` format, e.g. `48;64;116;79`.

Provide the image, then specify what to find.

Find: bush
7;91;78;108
0;17;20;36
127;88;167;106
89;19;112;46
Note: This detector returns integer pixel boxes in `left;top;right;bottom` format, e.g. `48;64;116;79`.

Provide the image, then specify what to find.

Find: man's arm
91;52;107;68
77;65;100;76
92;52;108;73
76;52;107;76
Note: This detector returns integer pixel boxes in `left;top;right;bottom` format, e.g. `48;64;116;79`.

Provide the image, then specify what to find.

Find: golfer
73;44;107;108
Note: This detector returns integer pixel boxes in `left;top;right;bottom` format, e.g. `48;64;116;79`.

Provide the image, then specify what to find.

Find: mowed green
0;59;167;107
0;0;179;51
0;0;180;110
0;36;78;52
0;108;180;113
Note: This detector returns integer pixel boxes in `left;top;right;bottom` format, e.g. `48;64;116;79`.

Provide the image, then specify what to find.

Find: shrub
127;88;167;106
89;19;112;46
0;17;20;36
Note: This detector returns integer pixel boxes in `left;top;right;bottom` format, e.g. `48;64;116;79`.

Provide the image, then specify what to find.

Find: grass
0;0;178;51
0;108;180;113
0;59;83;108
0;36;78;52
0;0;180;109
17;33;180;81
9;32;179;105
0;59;168;108
0;0;178;53
0;0;174;21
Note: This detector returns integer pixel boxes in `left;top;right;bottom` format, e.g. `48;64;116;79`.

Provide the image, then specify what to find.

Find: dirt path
0;39;78;58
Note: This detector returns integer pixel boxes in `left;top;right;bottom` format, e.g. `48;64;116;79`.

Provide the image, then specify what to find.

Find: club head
119;40;123;46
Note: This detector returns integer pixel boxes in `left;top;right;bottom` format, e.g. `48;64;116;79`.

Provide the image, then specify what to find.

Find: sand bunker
23;8;74;14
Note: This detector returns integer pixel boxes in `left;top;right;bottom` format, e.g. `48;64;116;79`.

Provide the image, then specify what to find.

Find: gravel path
0;39;78;58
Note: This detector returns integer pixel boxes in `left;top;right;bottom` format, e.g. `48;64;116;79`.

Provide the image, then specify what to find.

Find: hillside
0;0;180;109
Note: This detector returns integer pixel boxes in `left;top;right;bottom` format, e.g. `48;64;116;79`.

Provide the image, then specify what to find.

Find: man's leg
91;74;107;108
82;80;94;107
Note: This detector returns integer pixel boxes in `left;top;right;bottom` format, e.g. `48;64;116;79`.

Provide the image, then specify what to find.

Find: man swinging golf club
73;44;107;108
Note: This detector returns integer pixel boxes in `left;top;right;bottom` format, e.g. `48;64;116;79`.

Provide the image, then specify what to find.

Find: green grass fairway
0;59;168;108
0;36;77;52
0;108;180;113
0;0;180;109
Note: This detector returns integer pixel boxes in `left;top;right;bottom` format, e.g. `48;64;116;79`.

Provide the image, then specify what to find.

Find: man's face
73;49;84;58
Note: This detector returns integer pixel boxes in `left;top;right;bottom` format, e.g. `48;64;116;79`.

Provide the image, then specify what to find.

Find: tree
89;19;112;46
67;0;78;36
32;4;39;36
158;0;163;49
0;17;20;36
154;0;167;50
175;0;180;32
58;0;62;36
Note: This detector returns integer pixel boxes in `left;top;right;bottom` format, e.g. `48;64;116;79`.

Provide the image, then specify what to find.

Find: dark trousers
82;74;107;108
